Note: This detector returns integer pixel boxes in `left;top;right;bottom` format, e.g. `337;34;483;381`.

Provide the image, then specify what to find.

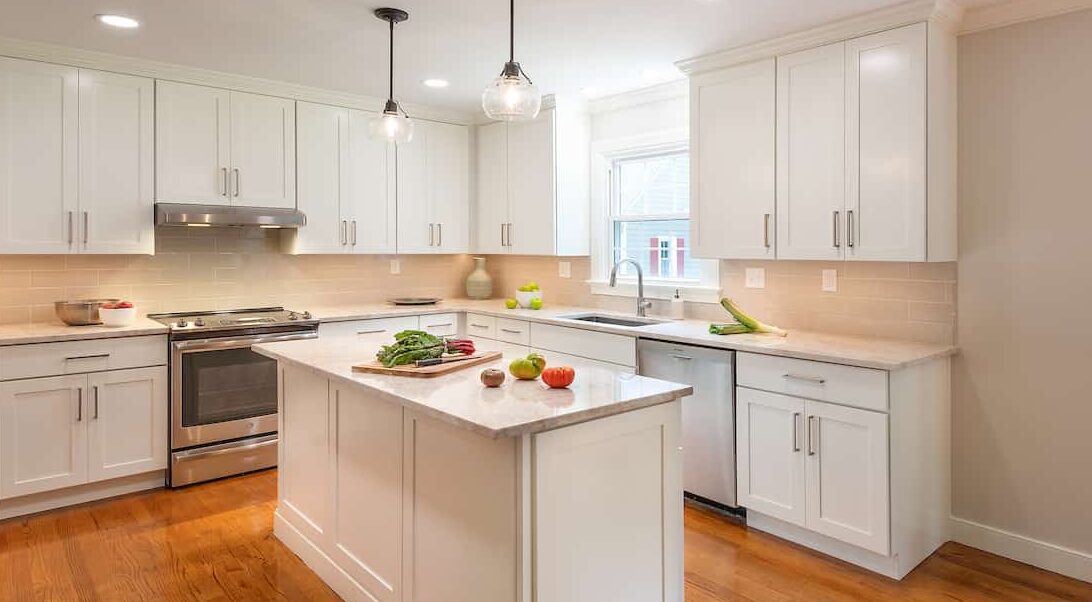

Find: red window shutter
649;237;659;277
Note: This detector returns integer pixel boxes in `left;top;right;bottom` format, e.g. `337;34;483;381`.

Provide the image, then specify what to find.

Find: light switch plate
822;269;838;292
558;261;571;279
390;259;401;275
745;268;766;289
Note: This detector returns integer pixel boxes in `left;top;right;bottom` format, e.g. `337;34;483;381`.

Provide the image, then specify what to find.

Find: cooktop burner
148;307;317;335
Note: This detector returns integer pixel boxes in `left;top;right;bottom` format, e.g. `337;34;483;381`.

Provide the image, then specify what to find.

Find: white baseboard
950;516;1092;584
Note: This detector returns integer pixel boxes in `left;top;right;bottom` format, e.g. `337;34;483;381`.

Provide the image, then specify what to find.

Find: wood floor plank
1;470;1089;601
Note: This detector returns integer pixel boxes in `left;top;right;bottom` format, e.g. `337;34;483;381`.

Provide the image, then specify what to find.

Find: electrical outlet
390;259;401;275
558;261;571;279
822;269;838;292
745;268;766;289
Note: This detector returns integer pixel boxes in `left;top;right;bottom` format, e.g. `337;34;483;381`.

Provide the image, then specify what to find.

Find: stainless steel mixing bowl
54;299;120;326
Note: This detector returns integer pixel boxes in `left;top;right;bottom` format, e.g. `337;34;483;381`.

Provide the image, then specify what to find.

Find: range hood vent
154;203;306;228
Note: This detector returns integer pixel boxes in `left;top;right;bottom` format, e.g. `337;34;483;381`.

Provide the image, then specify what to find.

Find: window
602;148;717;294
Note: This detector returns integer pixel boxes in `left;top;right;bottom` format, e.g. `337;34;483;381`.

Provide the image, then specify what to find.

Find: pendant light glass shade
371;8;414;142
482;0;541;121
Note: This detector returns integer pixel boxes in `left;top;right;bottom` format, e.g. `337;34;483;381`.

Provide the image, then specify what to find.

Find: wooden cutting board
352;351;503;378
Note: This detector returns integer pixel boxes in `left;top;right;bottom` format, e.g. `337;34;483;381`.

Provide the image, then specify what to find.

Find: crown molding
676;0;963;75
958;0;1092;35
587;79;687;115
0;35;478;125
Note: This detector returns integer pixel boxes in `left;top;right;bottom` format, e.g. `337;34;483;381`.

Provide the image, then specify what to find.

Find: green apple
529;297;543;310
517;285;532;292
505;298;518;309
527;281;540;291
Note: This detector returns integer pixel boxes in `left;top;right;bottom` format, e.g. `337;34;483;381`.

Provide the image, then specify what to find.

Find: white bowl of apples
98;301;136;327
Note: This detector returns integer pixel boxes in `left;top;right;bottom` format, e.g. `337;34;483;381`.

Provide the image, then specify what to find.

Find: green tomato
505;298;518;309
529;297;543;310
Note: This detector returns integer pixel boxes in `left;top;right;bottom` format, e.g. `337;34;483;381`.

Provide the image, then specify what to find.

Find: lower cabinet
736;387;889;555
0;366;167;499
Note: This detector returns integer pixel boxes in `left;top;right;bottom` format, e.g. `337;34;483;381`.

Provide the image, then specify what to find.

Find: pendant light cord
389;19;395;101
509;0;515;63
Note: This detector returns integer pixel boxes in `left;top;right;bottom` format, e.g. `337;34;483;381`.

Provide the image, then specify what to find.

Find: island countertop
254;337;692;438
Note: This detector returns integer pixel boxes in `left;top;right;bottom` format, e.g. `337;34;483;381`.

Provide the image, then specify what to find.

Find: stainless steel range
148;307;318;487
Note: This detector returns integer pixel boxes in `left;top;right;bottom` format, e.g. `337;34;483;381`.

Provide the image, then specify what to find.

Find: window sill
587;280;722;304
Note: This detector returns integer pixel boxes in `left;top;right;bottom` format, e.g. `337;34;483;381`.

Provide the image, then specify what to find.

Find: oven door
171;331;316;449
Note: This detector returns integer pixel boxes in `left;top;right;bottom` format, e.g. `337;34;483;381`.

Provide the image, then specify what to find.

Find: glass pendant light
370;8;414;143
481;0;541;121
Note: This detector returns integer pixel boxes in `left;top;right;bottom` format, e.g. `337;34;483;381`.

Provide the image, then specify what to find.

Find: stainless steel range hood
155;203;307;228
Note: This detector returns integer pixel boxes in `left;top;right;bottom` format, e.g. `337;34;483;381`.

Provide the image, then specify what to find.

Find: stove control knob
287;312;299;321
194;318;205;327
176;319;188;328
302;311;312;320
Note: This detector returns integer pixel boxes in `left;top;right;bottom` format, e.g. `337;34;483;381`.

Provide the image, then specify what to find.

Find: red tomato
541;366;575;389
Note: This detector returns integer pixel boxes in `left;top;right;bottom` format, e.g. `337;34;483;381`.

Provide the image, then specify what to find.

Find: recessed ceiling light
96;14;140;29
422;79;449;89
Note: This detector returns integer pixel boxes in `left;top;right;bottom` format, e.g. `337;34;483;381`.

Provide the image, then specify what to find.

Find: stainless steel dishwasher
638;339;737;509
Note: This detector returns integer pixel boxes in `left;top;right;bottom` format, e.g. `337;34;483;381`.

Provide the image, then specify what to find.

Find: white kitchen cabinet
776;41;847;260
736;387;806;525
805;398;889;554
396;119;470;254
0;57;77;254
690;58;776;259
156;81;296;208
78;70;155;254
0;374;88;499
474;99;590;256
87;366;168;482
291;102;394;254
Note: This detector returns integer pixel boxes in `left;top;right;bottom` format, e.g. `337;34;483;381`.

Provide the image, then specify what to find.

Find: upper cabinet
288;102;395;254
474;100;590;256
396;119;470;254
684;18;957;262
0;57;153;255
156;81;296;209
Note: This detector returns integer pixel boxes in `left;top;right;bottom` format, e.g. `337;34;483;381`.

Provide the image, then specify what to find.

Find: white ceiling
0;0;994;113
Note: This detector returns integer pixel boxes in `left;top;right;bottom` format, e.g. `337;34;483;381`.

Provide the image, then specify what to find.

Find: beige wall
0;227;472;323
956;9;1092;555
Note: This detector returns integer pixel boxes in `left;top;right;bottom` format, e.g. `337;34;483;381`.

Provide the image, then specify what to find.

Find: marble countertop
309;299;956;371
254;336;692;438
0;317;168;346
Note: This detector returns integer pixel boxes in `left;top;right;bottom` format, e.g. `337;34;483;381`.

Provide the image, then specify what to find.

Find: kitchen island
254;336;693;602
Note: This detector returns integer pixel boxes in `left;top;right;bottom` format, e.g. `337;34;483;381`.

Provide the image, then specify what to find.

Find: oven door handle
172;331;318;353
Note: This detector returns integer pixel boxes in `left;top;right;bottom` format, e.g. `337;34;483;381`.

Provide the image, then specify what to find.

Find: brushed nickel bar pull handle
428;223;434;246
356;329;387;335
437;223;442;247
351;220;357;245
833;211;841;248
792;412;801;452
93;385;99;420
507;222;513;247
64;353;110;361
847;210;855;248
500;328;523;334
232;168;240;197
807;415;817;456
470;323;489;329
76;387;83;422
68;211;74;245
425;322;454;328
340;220;347;245
501;223;507;247
82;211;89;244
220;167;228;196
764;213;771;248
783;373;826;385
670;354;693;361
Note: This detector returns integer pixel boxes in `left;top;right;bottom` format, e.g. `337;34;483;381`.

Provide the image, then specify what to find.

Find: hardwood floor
0;470;1089;601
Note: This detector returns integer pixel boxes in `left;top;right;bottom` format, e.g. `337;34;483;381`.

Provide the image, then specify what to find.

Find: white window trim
589;128;721;303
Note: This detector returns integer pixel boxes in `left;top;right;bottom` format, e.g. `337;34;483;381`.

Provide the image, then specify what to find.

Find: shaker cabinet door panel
475;121;508;254
229;91;296;209
346;109;397;254
87;367;167;482
0;57;78;253
428;121;470;254
295;102;348;254
395;123;433;254
0;375;88;499
506;111;557;255
736;387;806;526
155;80;231;205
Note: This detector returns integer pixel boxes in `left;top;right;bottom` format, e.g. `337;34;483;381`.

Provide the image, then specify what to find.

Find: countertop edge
0;323;169;346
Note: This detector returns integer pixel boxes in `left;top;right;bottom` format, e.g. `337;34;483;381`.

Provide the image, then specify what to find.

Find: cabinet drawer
529;323;636;368
465;313;497;339
419;313;458;337
0;335;167;381
736;352;887;412
319;316;420;339
495;318;530;345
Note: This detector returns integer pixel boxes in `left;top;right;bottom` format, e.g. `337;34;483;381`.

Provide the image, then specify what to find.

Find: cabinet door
295;102;348;254
87;367;167;483
0;375;88;499
506;110;557;255
346;109;397;253
691;59;776;259
395;123;434;253
229;91;296;208
846;23;926;261
0;57;78;253
155;80;231;205
476;121;508;254
331;382;404;601
804;400;889;554
776;42;846;260
78;70;155;254
429;121;470;254
735;388;806;526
